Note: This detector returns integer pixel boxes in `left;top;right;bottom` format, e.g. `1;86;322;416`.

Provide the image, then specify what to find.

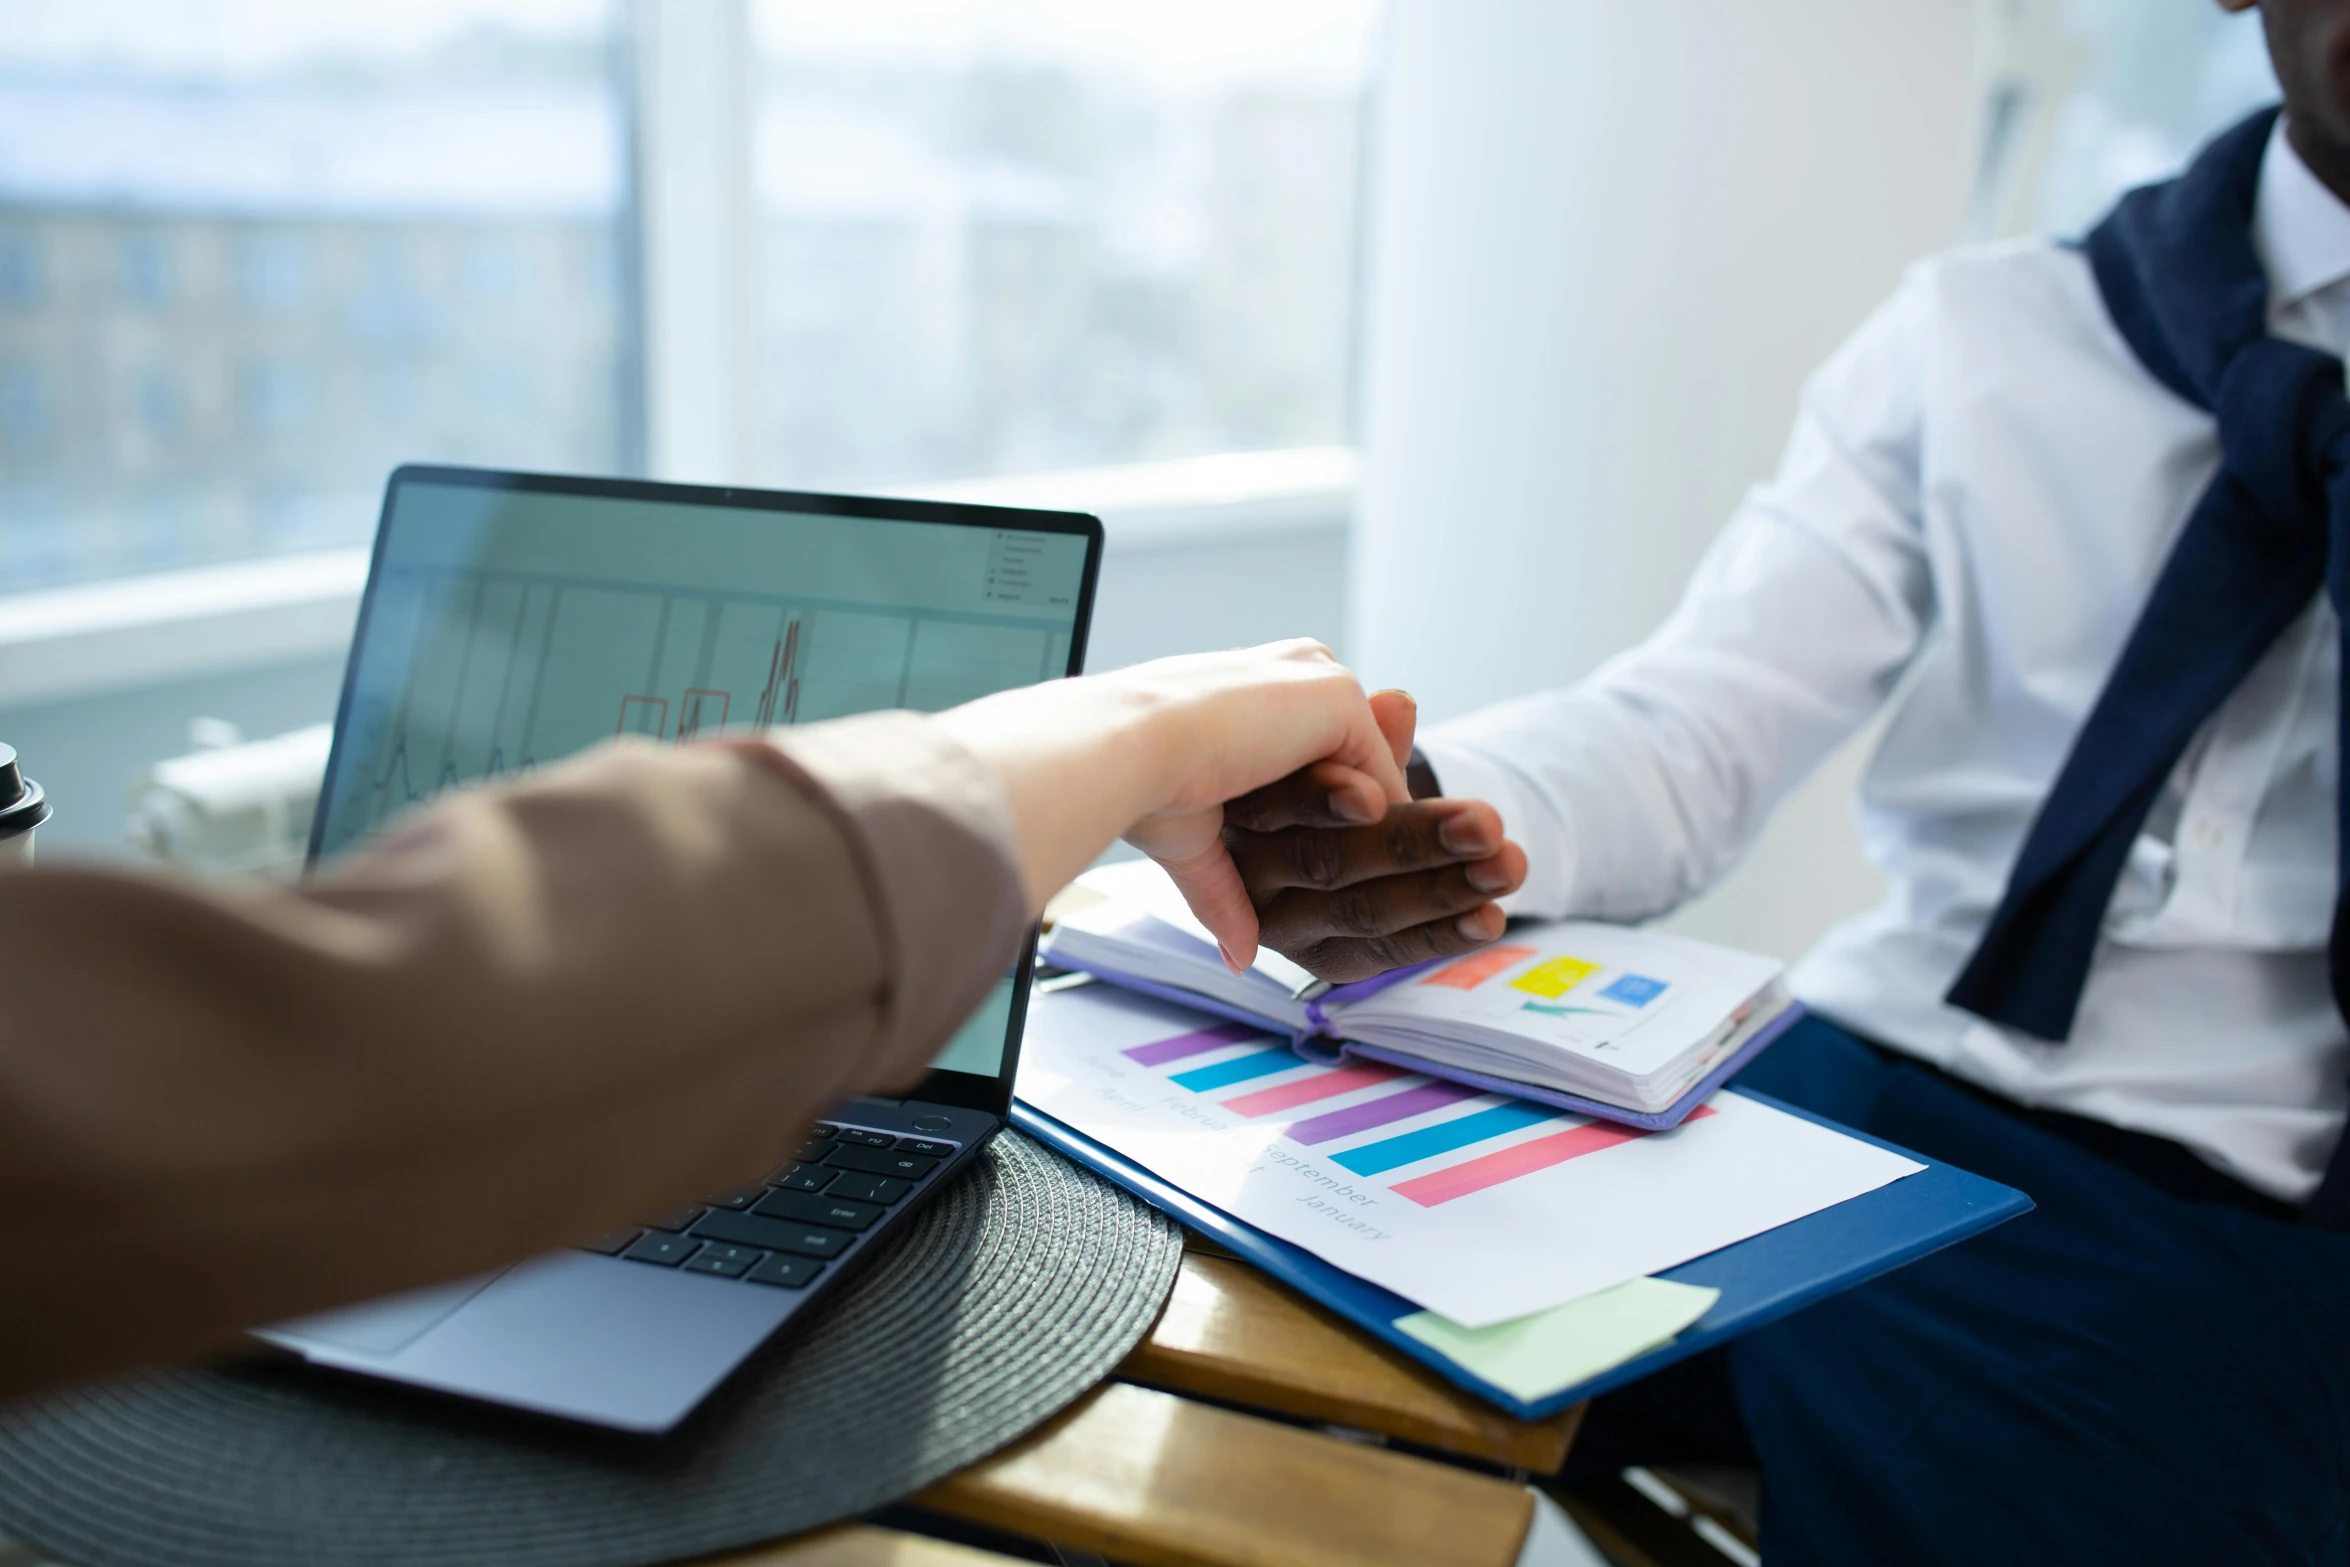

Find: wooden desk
714;1237;1585;1567
1123;1249;1582;1472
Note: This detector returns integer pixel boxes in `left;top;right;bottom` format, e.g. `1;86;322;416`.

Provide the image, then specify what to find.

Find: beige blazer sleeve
0;712;1028;1402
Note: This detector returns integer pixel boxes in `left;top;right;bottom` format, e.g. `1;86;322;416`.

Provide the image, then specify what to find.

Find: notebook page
1333;921;1782;1082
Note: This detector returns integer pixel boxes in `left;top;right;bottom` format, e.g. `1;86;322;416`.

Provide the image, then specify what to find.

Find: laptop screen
313;467;1099;1095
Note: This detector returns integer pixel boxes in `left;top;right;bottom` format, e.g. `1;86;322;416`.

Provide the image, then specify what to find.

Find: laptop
255;464;1103;1432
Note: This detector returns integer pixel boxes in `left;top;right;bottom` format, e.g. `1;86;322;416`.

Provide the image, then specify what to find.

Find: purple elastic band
1302;956;1444;1033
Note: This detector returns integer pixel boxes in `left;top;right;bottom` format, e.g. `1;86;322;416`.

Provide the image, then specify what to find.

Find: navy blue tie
1942;107;2350;1226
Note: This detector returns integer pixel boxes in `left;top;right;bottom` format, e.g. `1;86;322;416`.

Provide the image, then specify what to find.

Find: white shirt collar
2256;115;2350;309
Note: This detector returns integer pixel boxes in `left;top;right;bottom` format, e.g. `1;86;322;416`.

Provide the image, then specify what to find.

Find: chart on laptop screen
314;480;1089;860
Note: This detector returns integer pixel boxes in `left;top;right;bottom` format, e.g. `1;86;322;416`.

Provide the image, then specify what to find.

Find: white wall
1352;0;1982;958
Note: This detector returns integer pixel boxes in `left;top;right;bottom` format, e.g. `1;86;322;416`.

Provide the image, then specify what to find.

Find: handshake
934;639;1528;983
1216;687;1528;983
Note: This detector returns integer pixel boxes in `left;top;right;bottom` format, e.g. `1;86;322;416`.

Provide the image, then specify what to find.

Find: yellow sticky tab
1509;955;1600;1000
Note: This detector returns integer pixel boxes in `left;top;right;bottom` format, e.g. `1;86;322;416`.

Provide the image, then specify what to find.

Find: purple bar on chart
1122;1020;1268;1068
1286;1080;1482;1146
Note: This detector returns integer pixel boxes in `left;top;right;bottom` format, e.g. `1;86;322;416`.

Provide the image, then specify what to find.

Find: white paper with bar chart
1018;981;1923;1328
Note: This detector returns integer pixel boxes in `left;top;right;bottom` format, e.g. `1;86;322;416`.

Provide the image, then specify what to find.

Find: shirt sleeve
1419;264;1940;922
0;711;1026;1400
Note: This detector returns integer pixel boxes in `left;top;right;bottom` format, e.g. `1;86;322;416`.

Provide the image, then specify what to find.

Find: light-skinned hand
930;639;1412;967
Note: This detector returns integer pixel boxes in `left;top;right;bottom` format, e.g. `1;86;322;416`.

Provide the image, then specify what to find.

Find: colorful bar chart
1117;1021;1685;1208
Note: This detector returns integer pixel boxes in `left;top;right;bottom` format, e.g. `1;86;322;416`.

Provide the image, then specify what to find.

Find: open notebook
1042;861;1802;1131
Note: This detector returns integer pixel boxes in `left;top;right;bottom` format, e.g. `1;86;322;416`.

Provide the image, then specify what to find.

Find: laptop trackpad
268;1273;498;1358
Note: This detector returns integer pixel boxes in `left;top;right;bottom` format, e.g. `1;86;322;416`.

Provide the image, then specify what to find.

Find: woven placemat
0;1131;1180;1567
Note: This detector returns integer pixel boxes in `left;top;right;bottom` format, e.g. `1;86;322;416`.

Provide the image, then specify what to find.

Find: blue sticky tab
1601;973;1668;1007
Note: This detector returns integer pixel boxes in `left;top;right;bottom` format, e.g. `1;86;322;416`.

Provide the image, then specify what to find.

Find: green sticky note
1394;1277;1721;1403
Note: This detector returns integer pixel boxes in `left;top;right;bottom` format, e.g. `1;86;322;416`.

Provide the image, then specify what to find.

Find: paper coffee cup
0;742;52;867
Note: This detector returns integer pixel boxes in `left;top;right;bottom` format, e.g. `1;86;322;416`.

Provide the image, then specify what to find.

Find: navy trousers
1577;1015;2350;1564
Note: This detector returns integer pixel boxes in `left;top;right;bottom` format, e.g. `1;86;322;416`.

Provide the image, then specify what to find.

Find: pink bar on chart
1122;1021;1267;1067
1220;1062;1404;1118
1391;1105;1718;1207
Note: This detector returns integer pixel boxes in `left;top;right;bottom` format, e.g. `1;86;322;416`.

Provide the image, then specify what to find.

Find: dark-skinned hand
1221;690;1528;983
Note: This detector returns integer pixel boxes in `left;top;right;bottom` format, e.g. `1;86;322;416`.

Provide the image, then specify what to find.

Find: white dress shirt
1421;121;2350;1203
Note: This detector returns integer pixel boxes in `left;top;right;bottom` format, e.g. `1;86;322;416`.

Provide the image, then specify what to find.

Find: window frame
0;447;1355;707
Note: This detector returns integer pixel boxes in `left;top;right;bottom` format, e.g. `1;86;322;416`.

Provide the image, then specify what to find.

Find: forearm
0;714;1024;1399
1420;272;1938;922
930;675;1172;909
931;642;1410;953
0;640;1393;1394
1425;510;1928;922
1421;656;1823;924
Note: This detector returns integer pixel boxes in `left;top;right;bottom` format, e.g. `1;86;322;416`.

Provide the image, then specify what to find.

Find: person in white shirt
1217;2;2350;1558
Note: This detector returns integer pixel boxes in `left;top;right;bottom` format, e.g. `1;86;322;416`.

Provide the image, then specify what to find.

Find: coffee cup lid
0;742;52;837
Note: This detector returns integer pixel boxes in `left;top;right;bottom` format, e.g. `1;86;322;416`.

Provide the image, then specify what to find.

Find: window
0;0;1377;594
121;229;173;306
0;230;39;308
749;0;1377;488
0;0;626;589
1977;0;2278;240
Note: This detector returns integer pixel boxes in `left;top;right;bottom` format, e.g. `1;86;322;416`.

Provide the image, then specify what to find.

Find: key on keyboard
770;1162;835;1192
745;1254;826;1289
692;1209;851;1259
825;1144;937;1181
682;1243;764;1278
622;1233;701;1267
834;1127;896;1148
578;1229;641;1255
825;1172;910;1205
753;1189;882;1231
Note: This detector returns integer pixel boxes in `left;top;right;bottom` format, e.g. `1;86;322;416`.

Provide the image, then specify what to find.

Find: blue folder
1013;1091;2032;1425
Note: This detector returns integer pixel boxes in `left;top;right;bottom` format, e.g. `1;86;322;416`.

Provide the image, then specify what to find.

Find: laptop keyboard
574;1119;959;1292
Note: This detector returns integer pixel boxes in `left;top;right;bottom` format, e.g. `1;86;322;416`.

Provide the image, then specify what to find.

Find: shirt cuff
739;713;1030;1072
1414;731;1581;919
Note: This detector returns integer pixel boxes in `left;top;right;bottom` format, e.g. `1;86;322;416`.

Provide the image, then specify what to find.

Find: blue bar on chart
1169;1044;1308;1093
1330;1101;1563;1175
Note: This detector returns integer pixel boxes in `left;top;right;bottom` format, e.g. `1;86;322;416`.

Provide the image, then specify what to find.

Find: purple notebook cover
1041;945;1803;1131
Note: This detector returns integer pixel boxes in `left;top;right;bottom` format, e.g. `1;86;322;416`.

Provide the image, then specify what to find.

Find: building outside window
0;0;627;589
0;0;1380;595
